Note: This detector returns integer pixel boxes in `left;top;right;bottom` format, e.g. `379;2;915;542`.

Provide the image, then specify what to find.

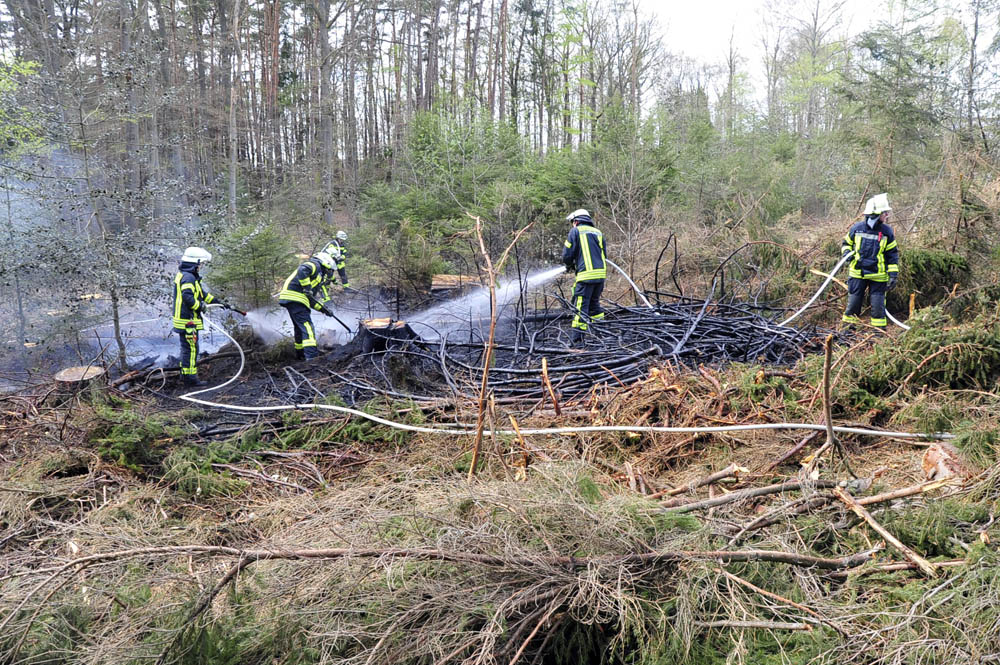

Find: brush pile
333;296;838;405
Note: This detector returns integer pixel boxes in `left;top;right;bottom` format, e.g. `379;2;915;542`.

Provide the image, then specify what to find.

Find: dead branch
833;487;937;577
663;479;841;513
694;620;812;631
653;463;746;502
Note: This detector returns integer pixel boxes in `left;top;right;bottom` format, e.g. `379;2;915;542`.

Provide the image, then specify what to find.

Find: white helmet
565;208;591;223
314;251;336;270
336;230;348;242
863;193;892;216
181;247;212;263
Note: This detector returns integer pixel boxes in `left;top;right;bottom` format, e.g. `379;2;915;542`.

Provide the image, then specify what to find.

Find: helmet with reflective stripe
181;247;212;263
566;208;591;224
336;230;348;242
863;193;892;215
314;251;336;270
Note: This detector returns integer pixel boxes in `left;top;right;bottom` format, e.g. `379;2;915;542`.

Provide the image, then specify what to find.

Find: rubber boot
842;290;865;325
569;329;584;344
182;374;207;387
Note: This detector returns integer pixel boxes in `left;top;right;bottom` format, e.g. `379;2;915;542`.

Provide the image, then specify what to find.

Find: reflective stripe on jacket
172;262;215;330
841;218;900;282
323;240;350;286
562;224;607;282
278;258;329;310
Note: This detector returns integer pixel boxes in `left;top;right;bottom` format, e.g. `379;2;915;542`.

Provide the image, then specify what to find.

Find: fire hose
778;254;910;330
175;314;950;441
607;259;655;310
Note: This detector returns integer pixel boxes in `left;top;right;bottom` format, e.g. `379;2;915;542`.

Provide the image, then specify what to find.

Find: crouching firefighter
842;193;900;329
172;247;219;386
278;251;337;360
562;208;607;343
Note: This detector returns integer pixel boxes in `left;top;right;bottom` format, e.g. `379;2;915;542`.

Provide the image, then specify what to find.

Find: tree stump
357;318;419;353
52;366;106;404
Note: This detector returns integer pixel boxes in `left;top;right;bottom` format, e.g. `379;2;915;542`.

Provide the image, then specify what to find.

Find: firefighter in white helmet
171;247;216;386
322;230;351;290
278;251;337;360
841;193;900;328
562;209;607;343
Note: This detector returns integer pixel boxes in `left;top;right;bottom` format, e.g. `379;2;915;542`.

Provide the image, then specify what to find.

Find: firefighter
842;193;900;328
278;251;337;360
172;247;217;386
322;230;351;290
562;208;607;343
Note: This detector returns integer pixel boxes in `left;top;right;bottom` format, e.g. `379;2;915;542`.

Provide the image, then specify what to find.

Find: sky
646;0;888;68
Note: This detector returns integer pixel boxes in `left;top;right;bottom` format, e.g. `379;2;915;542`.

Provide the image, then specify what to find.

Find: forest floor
1;300;999;665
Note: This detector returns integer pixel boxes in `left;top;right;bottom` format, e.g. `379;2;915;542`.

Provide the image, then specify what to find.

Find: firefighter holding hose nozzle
841;193;900;329
278;251;338;361
562;209;607;343
172;247;240;386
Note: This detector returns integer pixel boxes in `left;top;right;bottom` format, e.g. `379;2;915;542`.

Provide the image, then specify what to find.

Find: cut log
54;366;106;385
430;274;481;294
51;365;106;404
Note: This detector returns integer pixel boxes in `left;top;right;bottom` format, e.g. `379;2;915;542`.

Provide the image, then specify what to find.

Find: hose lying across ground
176;313;951;441
779;254;910;330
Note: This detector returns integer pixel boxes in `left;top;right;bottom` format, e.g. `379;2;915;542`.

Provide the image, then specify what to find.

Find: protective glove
320;305;335;318
887;274;898;291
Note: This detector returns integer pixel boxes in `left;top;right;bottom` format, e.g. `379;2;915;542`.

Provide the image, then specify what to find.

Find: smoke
408;265;566;340
246;294;391;348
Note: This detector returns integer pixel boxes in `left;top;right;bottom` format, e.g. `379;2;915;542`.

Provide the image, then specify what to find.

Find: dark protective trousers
282;302;319;359
175;327;199;375
843;277;888;327
571;279;606;332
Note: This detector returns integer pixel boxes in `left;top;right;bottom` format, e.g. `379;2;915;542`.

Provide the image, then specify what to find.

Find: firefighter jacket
278;258;332;310
841;217;900;282
172;262;215;330
562;224;607;282
323;239;350;287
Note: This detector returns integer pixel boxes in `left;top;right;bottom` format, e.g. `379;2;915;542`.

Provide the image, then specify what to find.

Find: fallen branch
715;567;849;636
654;463;747;502
833;487;937;577
767;431;822;471
857;479;955;506
663;479;841;513
694;620;811;631
5;544;877;586
828;559;966;580
541;357;560;416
